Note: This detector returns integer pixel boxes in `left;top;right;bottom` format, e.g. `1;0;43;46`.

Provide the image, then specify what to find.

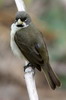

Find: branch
25;67;39;100
15;0;25;11
14;0;39;100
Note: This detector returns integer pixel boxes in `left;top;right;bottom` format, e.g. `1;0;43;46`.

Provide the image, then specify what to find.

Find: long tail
42;64;61;90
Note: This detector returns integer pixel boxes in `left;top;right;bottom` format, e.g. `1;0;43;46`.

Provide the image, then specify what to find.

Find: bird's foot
24;63;35;76
24;63;33;72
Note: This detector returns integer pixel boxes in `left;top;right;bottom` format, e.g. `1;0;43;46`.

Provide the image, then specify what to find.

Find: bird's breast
10;28;24;59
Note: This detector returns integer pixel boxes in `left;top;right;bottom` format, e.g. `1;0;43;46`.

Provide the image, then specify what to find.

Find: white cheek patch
11;22;29;36
11;23;21;33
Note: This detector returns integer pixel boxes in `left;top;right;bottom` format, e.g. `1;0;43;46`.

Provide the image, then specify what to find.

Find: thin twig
14;0;39;100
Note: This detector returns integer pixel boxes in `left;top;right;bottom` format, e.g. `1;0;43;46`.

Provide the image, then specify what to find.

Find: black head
15;11;31;27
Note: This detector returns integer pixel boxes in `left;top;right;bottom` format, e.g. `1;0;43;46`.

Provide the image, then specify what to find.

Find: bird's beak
17;19;23;25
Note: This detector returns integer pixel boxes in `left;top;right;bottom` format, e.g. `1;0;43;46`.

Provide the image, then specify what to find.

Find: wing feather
14;32;44;71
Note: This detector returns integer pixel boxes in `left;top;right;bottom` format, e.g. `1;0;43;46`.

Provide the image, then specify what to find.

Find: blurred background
0;0;66;100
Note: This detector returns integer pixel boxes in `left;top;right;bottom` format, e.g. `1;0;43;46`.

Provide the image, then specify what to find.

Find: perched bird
10;11;61;90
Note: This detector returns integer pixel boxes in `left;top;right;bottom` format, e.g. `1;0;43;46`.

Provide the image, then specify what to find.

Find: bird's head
14;11;31;28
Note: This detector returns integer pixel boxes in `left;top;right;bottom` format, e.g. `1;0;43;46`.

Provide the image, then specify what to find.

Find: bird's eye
24;17;27;20
21;17;27;21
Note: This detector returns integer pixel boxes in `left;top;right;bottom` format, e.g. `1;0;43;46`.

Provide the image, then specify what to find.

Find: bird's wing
14;32;44;71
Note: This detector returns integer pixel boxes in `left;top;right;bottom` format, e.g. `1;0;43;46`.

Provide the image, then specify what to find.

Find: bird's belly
11;39;24;59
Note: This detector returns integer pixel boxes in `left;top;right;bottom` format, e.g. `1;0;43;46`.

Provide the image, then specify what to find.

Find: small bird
10;11;61;90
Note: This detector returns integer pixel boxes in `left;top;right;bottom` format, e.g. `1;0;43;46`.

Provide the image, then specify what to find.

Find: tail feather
42;64;61;90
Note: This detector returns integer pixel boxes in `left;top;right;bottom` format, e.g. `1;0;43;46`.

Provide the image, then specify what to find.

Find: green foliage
40;7;66;34
38;4;66;61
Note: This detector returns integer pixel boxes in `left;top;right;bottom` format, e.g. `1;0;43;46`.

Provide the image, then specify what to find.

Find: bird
10;11;61;90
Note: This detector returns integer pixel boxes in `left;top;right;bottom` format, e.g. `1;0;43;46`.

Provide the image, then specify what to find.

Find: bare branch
15;0;25;11
25;67;39;100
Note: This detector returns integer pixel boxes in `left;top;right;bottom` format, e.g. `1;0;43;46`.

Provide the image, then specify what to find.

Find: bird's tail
42;64;61;90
